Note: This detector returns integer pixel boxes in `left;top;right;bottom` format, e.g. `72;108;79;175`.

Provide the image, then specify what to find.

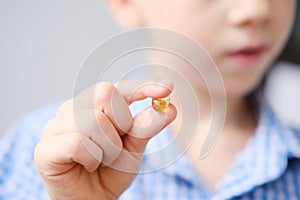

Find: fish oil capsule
152;96;170;112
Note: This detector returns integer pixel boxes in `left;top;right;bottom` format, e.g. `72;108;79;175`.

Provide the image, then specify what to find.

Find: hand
34;79;177;200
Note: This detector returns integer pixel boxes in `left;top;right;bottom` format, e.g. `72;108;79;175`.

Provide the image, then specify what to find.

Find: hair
279;2;300;64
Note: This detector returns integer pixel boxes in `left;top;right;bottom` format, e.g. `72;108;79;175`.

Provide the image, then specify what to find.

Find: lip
227;45;267;67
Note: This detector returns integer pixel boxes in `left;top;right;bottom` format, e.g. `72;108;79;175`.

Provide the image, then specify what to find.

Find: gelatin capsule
152;96;170;112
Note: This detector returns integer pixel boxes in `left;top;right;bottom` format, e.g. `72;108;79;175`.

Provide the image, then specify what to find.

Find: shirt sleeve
0;105;58;200
118;174;145;200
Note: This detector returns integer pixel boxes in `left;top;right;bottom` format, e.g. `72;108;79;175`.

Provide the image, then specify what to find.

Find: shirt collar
142;92;300;199
215;92;300;199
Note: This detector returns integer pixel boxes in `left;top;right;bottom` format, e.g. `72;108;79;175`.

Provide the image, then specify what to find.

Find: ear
106;0;142;28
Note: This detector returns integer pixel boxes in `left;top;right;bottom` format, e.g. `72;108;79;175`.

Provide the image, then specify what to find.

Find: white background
0;0;121;135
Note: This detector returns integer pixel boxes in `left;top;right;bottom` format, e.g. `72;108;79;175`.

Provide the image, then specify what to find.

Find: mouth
227;45;267;67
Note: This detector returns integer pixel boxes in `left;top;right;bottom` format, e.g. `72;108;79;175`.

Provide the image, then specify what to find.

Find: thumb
114;78;177;153
108;104;176;173
127;103;177;151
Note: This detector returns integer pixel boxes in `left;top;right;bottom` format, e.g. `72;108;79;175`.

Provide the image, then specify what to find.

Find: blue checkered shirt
1;95;300;200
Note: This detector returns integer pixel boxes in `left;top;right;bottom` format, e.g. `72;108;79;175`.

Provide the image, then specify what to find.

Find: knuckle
75;110;98;134
56;99;73;116
94;111;123;148
43;119;55;131
41;119;57;138
95;82;116;102
68;133;89;157
68;133;85;158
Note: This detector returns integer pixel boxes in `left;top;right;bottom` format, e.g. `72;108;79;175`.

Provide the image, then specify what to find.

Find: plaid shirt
1;95;300;200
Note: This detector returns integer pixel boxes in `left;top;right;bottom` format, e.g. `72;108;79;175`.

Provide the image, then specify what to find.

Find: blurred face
129;0;296;97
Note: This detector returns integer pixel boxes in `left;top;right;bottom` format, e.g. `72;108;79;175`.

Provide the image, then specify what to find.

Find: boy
1;0;300;199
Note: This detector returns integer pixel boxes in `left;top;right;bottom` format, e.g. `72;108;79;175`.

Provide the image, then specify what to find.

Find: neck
173;89;257;191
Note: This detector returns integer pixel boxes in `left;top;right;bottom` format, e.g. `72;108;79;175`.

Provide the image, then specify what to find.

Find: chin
224;78;263;99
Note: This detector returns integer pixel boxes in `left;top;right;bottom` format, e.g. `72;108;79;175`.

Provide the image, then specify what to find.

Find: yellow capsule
152;96;170;112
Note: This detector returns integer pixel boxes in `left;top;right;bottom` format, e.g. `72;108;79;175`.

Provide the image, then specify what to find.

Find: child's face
111;0;296;97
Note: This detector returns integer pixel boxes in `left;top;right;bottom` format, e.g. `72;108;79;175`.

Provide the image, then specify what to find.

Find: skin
34;0;296;199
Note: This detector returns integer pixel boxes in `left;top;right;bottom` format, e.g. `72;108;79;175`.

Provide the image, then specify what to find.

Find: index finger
115;78;173;104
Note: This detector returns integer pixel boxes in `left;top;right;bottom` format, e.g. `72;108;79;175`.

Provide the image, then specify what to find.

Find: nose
228;0;271;27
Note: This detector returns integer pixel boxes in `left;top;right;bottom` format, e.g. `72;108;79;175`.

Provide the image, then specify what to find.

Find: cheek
269;0;296;57
221;1;296;97
140;1;218;43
